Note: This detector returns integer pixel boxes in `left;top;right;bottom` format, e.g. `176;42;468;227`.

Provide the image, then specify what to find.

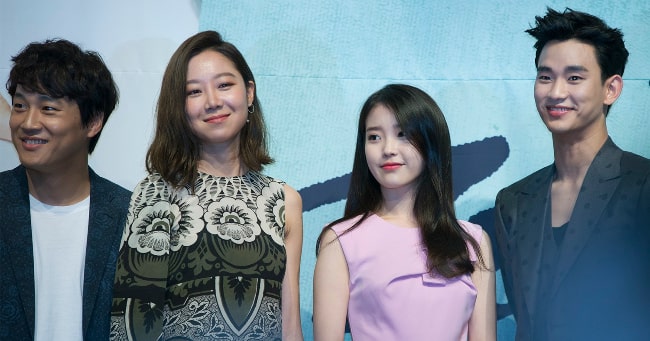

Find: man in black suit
0;39;131;340
495;8;650;341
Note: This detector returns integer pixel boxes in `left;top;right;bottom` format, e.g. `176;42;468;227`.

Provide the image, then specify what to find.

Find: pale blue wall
199;1;650;340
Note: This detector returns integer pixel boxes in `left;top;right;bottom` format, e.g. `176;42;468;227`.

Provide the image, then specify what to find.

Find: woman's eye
367;134;380;141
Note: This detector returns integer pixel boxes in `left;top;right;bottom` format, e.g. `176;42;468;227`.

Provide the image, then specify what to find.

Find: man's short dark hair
526;7;629;82
6;39;119;153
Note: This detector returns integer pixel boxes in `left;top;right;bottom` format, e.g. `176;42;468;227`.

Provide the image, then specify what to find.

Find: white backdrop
0;0;200;189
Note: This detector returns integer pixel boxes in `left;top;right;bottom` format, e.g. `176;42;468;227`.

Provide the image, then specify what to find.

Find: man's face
9;84;100;174
533;39;619;138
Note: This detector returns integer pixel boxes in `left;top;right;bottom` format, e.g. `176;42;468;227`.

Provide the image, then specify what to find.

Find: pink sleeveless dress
331;214;483;341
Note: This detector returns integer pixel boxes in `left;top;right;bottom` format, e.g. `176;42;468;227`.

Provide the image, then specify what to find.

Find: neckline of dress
370;213;420;230
198;169;252;180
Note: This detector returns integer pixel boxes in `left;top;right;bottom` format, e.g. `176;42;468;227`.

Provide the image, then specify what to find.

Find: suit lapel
515;166;554;320
82;170;120;334
551;139;622;296
1;166;37;336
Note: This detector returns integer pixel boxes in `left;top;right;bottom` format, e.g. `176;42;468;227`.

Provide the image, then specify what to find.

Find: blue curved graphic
299;136;509;211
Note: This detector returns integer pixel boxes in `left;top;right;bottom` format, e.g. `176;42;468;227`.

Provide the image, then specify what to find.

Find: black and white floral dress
111;171;286;341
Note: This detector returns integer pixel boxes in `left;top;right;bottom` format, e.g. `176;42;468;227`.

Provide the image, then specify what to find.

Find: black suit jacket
495;138;650;341
0;166;130;340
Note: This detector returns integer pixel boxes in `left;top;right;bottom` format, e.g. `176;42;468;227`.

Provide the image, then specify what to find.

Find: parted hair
6;39;118;154
146;31;272;188
317;84;484;278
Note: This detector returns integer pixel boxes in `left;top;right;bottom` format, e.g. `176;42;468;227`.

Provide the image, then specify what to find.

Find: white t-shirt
30;194;90;341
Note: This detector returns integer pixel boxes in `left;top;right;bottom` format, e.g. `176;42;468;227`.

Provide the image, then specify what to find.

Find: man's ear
0;95;10;142
603;74;623;106
86;114;104;138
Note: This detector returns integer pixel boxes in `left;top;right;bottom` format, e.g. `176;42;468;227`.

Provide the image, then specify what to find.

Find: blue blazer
495;138;650;341
0;166;130;341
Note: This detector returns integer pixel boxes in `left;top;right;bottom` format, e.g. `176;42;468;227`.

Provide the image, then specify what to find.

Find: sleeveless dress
111;171;287;341
330;214;483;341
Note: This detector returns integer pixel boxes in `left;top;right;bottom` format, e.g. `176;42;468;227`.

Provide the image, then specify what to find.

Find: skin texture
364;104;424;205
534;38;622;226
185;50;253;165
0;96;10;142
9;85;102;205
185;49;304;340
534;39;619;142
313;104;496;341
468;230;496;341
282;184;305;341
313;228;349;340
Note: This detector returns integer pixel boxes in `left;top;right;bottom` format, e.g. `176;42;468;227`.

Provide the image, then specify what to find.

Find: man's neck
548;129;608;227
552;129;608;182
26;165;91;206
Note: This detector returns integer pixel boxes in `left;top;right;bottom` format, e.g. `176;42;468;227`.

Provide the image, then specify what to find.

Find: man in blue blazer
495;8;650;341
0;39;131;340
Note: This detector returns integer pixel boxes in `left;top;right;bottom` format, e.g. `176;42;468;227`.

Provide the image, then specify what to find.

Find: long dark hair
146;31;273;188
317;84;483;278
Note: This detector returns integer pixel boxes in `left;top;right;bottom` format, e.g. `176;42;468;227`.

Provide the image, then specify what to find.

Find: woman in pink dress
313;84;496;341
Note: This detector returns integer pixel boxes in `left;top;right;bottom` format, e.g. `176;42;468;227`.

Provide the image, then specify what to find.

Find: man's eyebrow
13;90;60;102
536;65;589;73
565;65;589;73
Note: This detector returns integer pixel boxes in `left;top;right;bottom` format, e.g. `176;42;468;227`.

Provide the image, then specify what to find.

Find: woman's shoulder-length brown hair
146;30;273;188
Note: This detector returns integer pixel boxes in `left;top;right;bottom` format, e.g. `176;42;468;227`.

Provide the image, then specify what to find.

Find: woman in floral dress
111;31;304;341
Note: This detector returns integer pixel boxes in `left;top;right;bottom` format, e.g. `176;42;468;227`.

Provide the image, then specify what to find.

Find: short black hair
6;39;119;153
526;7;629;82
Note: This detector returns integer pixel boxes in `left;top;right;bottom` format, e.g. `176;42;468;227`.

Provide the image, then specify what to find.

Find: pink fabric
331;214;483;341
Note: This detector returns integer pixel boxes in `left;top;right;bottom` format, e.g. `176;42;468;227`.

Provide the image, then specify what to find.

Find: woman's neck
377;187;418;228
198;148;245;177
